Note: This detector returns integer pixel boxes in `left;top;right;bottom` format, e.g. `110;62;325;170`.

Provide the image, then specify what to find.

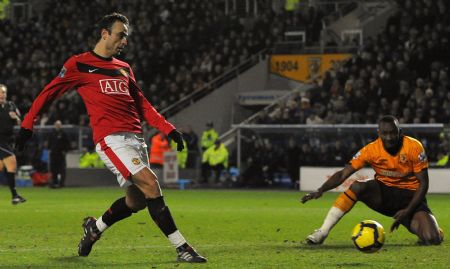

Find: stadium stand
0;0;333;126
257;0;450;125
239;0;450;186
2;0;448;187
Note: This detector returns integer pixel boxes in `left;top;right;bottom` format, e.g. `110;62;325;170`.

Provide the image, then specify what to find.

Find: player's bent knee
126;197;147;212
129;204;146;212
128;199;147;212
349;181;365;195
420;234;442;245
425;231;443;245
126;185;148;211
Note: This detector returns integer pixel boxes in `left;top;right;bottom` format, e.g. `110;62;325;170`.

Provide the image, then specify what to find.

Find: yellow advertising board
270;54;351;82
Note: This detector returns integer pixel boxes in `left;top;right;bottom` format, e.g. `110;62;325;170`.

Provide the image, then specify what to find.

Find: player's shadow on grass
298;244;355;250
297;242;417;251
49;256;185;267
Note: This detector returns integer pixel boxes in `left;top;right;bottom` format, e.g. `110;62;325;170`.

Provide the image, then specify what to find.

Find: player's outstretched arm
301;164;357;204
128;79;175;135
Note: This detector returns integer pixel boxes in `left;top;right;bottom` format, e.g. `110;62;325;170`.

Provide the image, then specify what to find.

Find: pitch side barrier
232;123;446;173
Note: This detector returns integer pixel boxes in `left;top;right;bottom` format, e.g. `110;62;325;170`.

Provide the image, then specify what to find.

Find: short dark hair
378;115;399;126
96;12;129;39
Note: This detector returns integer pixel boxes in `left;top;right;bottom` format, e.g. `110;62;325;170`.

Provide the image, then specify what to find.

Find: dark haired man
15;13;206;262
301;115;443;246
0;84;26;205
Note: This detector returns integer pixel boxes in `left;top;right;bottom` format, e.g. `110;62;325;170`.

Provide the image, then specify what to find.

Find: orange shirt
149;134;170;165
350;136;428;190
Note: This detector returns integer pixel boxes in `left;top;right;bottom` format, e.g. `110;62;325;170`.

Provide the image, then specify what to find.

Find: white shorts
96;132;149;187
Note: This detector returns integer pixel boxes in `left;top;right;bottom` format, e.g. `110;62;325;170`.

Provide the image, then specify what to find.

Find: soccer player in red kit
15;13;206;263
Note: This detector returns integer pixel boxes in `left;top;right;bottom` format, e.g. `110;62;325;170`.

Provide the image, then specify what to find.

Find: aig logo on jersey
99;79;129;95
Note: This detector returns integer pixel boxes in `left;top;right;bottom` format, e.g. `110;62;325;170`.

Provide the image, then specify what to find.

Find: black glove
15;128;33;151
168;129;184;152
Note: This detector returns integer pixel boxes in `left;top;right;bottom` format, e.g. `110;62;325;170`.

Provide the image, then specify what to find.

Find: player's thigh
350;179;382;208
2;155;17;172
132;167;162;197
126;184;147;211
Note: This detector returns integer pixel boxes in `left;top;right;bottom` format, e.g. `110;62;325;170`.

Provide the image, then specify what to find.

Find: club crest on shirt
58;67;67;78
119;68;129;78
399;154;407;164
418;151;427;163
132;158;141;165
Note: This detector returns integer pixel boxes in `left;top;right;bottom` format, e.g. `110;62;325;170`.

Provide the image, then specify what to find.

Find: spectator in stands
306;111;324;125
48;120;70;188
298;142;316;166
201;139;229;183
182;125;199;168
240;156;264;187
435;151;449;167
329;140;347;166
286;137;301;187
260;138;284;184
149;132;170;169
170;134;188;169
79;147;104;168
201;121;218;151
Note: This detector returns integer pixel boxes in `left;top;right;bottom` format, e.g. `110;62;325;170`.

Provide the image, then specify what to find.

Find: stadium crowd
244;0;450;186
0;0;327;126
258;0;450;126
2;0;448;187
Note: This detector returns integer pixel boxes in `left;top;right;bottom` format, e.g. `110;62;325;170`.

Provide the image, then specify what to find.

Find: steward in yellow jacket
170;139;188;169
201;122;219;151
201;139;228;182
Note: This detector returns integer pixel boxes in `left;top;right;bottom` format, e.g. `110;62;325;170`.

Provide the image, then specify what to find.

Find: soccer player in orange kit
301;115;443;245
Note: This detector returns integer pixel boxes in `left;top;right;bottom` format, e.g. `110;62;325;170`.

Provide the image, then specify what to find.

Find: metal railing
160;48;269;118
14;125;92;153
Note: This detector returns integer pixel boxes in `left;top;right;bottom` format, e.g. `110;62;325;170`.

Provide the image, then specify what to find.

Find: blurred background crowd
1;0;449;188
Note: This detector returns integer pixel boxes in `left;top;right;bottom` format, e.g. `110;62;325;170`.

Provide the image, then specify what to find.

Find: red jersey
22;51;175;144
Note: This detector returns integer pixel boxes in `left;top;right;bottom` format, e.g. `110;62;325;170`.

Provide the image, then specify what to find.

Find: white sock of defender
95;216;109;233
319;206;345;234
168;230;187;248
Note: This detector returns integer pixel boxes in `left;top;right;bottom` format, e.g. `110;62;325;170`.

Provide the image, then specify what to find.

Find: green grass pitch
0;187;448;268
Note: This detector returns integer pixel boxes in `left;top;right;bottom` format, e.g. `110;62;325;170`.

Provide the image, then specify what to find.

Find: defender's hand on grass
300;189;323;204
390;208;410;232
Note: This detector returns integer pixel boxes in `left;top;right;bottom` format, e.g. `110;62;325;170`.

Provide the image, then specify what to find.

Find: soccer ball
351;220;385;253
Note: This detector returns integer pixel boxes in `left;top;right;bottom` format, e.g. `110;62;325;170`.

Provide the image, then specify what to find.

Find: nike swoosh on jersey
76;62;130;77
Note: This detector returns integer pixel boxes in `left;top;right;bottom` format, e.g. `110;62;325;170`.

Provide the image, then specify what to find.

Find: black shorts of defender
363;179;432;229
0;142;15;159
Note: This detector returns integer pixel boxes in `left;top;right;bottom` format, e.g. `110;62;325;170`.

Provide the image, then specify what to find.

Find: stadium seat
177;179;192;190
